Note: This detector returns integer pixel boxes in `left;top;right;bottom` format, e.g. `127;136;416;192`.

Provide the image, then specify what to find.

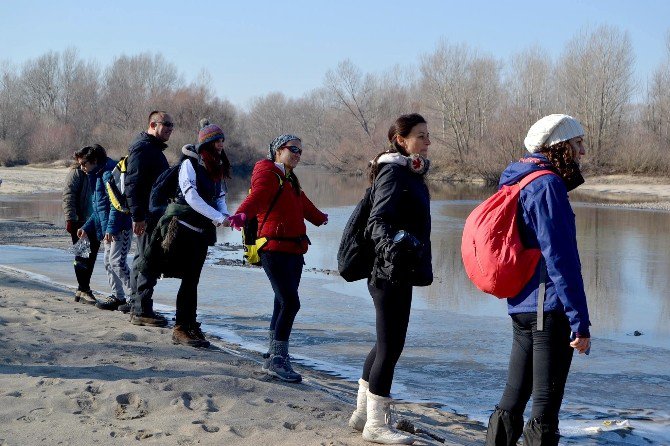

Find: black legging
70;224;100;292
260;251;304;342
362;279;413;397
174;227;209;327
498;311;574;424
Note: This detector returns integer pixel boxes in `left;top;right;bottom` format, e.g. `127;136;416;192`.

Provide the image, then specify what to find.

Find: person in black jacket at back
349;113;433;445
124;110;172;326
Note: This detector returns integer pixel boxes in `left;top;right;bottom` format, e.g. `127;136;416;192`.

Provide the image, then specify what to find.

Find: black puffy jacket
124;131;169;223
366;159;433;286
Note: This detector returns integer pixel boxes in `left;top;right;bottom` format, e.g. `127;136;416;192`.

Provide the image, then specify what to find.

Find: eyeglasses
283;145;302;155
154;121;175;128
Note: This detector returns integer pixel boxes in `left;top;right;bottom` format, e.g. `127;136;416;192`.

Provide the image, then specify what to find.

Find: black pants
362;279;413;397
174;229;208;326
70;224;100;293
130;222;158;315
496;311;574;430
260;251;303;342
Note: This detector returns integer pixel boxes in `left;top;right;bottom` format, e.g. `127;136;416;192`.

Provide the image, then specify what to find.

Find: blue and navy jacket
499;153;591;336
82;157;132;240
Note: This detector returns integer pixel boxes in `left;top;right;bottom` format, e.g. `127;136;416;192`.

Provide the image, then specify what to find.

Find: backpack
461;169;556;298
242;173;284;266
148;159;193;217
337;187;375;282
105;156;129;214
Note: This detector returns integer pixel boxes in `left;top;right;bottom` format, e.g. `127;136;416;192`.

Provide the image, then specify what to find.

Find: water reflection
1;168;668;347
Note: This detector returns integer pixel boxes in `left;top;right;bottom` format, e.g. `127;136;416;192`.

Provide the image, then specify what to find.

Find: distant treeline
1;25;669;183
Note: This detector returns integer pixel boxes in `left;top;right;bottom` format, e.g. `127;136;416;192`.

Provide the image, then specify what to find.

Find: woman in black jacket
349;113;432;445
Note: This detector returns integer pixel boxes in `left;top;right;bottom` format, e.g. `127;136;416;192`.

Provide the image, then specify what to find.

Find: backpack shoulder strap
518;169;555;189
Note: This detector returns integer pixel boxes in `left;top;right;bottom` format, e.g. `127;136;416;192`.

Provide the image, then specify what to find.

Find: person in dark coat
230;134;328;383
349;113;432;445
62;149;98;304
124;110;172;326
485;114;591;446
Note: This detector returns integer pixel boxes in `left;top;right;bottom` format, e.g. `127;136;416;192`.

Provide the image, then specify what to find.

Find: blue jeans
260;251;304;342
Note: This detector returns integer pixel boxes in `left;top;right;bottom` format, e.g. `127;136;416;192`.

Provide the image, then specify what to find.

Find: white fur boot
349;378;368;431
362;391;413;444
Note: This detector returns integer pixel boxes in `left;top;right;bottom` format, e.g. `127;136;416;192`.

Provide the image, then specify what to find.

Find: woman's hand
77;228;88;240
228;213;246;230
570;336;591;354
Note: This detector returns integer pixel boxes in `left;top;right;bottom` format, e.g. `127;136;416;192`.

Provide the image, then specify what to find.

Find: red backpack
461;169;556;298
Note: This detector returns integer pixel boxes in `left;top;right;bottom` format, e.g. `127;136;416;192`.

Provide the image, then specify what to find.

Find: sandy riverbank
0;216;484;446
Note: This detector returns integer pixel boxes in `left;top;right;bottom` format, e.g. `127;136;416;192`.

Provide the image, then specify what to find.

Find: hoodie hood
498;154;555;189
377;152;407;166
128;131;167;155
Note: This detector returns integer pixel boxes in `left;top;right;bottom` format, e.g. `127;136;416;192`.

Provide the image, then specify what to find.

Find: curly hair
542;140;579;179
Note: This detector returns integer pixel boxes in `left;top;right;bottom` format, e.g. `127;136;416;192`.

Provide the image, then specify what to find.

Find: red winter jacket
236;160;327;255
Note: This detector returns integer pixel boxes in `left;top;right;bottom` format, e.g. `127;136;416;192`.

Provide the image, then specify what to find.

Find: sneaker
130;312;168;327
266;355;302;383
117;302;131;313
96;296;123;311
78;290;97;305
172;325;208;348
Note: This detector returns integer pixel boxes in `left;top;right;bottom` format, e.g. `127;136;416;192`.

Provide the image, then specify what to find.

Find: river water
1;168;668;445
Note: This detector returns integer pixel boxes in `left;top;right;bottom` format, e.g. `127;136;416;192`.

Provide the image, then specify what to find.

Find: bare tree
556;25;635;166
644;31;670;148
419;41;501;164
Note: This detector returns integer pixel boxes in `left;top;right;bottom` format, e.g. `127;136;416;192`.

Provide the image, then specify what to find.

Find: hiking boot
266;355;302;383
189;323;210;348
117;301;131;313
78;290;97;305
130;312;168;327
74;290;81;302
96;296;124;311
172;324;208;348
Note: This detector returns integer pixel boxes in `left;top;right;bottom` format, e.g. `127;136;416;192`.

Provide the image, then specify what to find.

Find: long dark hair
199;141;231;181
367;113;427;184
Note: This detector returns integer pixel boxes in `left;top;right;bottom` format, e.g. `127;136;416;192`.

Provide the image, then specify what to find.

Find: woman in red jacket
230;134;328;383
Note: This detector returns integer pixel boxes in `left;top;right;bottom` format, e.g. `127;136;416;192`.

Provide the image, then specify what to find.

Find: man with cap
124;110;173;326
485;114;591;446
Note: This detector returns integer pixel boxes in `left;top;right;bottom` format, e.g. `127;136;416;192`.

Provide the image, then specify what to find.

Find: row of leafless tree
1;25;669;182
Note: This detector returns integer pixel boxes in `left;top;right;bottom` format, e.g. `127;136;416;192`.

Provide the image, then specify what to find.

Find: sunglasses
155;121;175;128
283;145;302;155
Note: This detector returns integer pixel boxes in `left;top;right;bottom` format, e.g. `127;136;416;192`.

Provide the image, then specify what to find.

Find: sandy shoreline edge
0;257;484;446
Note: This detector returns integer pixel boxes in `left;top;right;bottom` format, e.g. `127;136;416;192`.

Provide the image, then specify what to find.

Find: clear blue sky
1;0;668;109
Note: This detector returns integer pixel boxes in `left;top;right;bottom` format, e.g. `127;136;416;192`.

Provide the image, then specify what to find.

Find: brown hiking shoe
78;290;97;305
130;312;168;327
189;323;210;348
172;325;208;348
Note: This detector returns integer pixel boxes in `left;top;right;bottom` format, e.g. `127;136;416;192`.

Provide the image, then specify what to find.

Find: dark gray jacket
124;131;169;223
62;166;92;222
366;159;433;286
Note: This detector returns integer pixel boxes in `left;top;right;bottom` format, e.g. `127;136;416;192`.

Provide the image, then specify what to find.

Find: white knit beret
524;114;584;153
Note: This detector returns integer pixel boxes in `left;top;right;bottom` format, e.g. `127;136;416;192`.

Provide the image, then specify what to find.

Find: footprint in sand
115;392;148;420
176;392;219;412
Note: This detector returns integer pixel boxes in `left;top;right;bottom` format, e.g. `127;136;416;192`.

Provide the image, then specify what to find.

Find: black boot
522;418;560;446
485;406;524;446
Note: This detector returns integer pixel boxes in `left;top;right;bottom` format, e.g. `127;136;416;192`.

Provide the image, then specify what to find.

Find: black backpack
149;158;193;217
242;173;284;265
337;187;375;282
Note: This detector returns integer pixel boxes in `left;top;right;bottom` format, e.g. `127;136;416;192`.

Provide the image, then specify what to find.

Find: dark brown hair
368;113;427;183
74;144;107;166
541;140;579;179
199;141;231;180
